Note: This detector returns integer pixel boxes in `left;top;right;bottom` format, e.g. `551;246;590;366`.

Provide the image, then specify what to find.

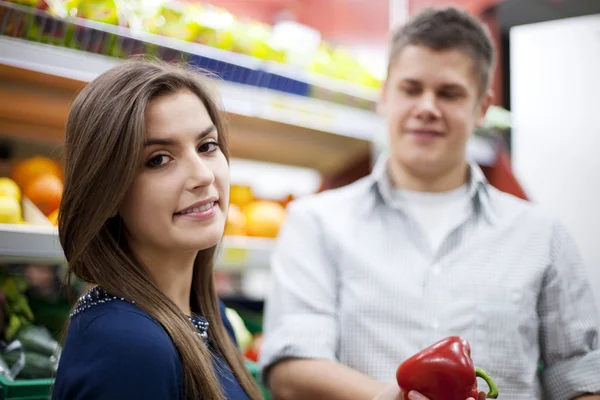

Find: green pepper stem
475;368;499;399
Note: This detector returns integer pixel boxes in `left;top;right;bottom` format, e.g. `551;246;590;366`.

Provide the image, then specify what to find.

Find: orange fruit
243;201;286;238
11;156;63;189
47;208;59;226
24;174;63;216
224;204;246;236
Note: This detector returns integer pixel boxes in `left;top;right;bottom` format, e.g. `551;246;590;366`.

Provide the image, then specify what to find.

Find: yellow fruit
229;185;255;208
243;201;286;238
0;178;21;201
0;196;22;224
224;204;246;236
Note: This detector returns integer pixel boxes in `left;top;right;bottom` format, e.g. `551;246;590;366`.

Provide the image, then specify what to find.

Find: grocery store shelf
0;223;63;265
0;35;374;175
0;223;274;271
216;236;275;273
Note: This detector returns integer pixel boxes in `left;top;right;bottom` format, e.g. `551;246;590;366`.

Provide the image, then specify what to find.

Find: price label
223;247;249;264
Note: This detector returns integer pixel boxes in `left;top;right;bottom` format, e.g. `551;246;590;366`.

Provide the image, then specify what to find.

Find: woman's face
119;89;230;256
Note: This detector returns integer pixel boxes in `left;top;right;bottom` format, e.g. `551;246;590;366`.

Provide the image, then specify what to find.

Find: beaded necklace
70;286;210;345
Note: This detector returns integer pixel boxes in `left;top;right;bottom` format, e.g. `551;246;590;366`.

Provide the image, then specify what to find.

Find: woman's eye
198;141;219;153
146;154;171;168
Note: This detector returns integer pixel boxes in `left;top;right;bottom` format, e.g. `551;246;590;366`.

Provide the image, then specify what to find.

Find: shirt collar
371;153;497;222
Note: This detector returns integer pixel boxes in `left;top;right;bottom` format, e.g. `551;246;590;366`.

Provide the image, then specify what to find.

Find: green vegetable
3;351;57;379
16;325;61;358
0;354;11;379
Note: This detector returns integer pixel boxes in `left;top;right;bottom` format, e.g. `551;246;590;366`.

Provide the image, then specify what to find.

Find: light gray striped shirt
260;157;600;400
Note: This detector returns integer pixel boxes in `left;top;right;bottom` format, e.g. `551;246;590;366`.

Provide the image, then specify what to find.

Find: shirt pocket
472;274;540;383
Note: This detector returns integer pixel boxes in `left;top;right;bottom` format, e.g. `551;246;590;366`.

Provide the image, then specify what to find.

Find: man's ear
475;90;494;128
377;80;389;115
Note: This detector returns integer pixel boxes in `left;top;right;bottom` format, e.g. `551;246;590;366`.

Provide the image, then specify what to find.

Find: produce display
0;272;62;381
225;184;290;239
6;0;381;89
396;336;499;400
0;156;63;226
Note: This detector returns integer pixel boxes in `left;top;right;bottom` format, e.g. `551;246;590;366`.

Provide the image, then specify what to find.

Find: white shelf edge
0;224;275;271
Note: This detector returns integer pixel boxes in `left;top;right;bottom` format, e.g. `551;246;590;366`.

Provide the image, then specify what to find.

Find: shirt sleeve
52;310;182;400
259;200;339;377
539;221;600;399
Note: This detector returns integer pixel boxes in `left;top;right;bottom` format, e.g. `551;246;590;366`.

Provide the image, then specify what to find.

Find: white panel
510;14;600;318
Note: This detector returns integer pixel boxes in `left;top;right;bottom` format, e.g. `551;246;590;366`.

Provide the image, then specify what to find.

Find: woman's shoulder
53;289;182;400
66;289;173;349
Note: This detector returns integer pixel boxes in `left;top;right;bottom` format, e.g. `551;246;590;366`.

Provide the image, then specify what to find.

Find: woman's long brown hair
58;58;263;400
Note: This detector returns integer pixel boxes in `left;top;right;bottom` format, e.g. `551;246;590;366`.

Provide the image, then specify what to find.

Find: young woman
52;59;263;400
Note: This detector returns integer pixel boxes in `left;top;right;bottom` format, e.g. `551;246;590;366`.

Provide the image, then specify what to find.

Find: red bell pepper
396;336;499;400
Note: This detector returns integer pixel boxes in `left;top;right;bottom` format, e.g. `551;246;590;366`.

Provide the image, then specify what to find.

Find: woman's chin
179;231;224;252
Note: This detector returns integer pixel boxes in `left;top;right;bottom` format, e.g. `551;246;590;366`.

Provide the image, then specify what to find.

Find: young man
259;6;600;400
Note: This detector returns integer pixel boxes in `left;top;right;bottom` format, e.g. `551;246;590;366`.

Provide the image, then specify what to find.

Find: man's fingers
407;391;429;400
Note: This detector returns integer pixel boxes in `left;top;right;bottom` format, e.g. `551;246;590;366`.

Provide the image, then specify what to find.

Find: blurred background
0;0;598;397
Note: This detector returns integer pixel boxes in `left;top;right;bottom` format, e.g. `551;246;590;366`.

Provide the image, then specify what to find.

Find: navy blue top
52;295;250;400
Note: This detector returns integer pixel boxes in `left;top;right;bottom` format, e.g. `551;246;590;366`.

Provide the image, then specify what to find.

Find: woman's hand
372;384;487;400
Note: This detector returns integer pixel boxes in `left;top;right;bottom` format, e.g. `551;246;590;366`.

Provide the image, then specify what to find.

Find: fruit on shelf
224;204;246;236
76;0;119;25
0;177;24;224
244;333;263;363
193;5;235;50
242;200;286;238
306;44;381;88
47;208;59;226
11;156;62;190
0;196;22;224
229;20;285;62
24;174;63;217
13;0;382;88
225;307;253;353
147;1;201;42
0;177;21;201
229;184;255;209
279;194;294;208
10;156;64;219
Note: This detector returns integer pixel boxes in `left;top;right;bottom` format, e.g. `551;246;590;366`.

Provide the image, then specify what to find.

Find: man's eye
439;91;461;99
401;87;420;95
146;154;171;168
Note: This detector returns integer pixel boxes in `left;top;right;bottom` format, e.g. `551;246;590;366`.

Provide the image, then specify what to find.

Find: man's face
379;45;491;178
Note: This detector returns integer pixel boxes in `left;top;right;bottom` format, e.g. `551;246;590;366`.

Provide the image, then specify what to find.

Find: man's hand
372;384;487;400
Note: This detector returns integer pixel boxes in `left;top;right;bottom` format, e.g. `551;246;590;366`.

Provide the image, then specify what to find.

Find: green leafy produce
1;275;35;341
